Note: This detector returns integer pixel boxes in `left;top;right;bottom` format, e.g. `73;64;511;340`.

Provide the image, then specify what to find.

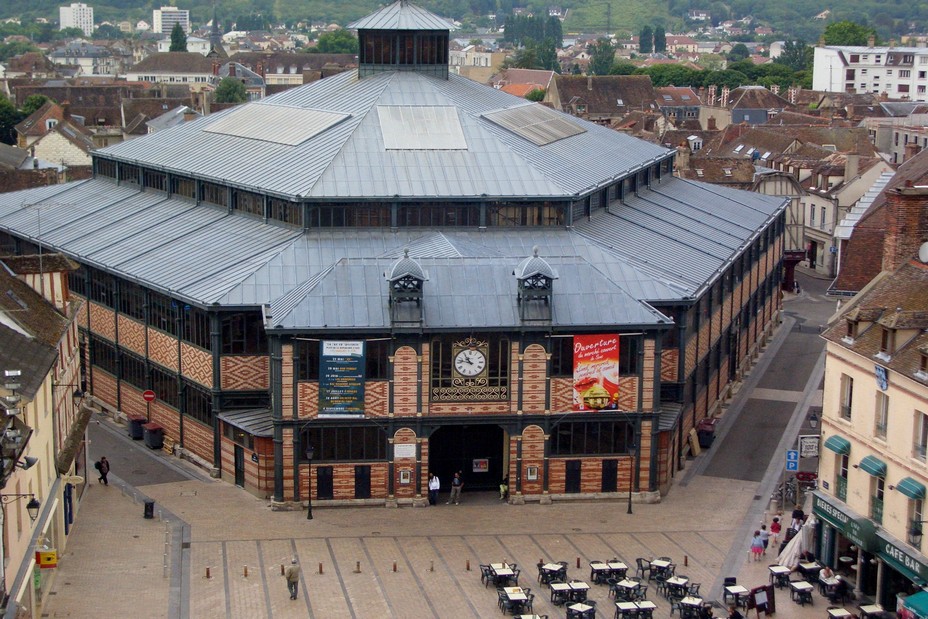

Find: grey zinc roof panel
95;71;670;200
347;1;456;30
377;106;467;150
274;258;668;330
0;182;78;218
37;191;172;248
203;104;350;146
654;180;783;228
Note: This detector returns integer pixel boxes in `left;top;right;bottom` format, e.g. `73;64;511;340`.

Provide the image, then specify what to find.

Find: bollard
244;565;248;578
576;557;580;568
393;561;397;572
354;561;361;574
206;567;211;579
466;559;470;571
319;562;323;575
684;556;689;567
281;564;285;576
430;560;434;572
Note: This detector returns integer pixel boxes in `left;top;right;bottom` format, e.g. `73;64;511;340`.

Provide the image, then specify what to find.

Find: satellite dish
919;241;928;264
62;475;84;485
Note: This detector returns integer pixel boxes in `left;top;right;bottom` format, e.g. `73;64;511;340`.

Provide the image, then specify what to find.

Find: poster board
748;584;775;616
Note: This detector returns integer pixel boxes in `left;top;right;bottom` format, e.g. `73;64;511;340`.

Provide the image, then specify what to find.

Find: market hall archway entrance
428;425;506;491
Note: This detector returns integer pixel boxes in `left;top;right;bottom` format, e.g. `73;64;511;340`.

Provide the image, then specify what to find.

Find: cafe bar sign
879;531;928;585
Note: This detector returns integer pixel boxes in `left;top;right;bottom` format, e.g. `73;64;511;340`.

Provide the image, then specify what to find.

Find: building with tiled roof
126;52;215;86
830;149;928;295
547;75;658;123
816;183;928;609
654;86;700;123
48;39;116;76
726;85;795;124
0;1;788;510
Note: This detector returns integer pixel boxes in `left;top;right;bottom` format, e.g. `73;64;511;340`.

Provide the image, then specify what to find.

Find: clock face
454;348;487;377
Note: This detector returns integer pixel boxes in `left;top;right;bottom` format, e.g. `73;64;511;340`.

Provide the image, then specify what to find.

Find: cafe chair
607;577;619;598
638;606;654;619
524;593;535;613
797;588;814;607
636;558;651;580
480;565;493;587
537;562;546;584
722;577;737;603
688;583;701;597
635;585;649;601
551;586;570;606
497;587;508;610
510;568;521;586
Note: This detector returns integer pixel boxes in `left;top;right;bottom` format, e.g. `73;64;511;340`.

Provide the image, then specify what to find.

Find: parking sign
786;449;799;471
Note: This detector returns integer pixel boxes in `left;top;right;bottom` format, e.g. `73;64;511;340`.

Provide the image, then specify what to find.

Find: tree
0;96;22;145
169;23;187;52
311;29;358;54
609;62;637;75
525;88;545;101
213;77;247;103
0;40;39;62
588;38;615;76
728;43;750;62
774;40;814;72
653;23;666;53
21;95;52;117
639;25;653;54
822;21;877;46
93;24;122;39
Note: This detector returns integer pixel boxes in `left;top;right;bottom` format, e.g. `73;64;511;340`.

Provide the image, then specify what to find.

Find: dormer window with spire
385;248;426;324
514;246;557;321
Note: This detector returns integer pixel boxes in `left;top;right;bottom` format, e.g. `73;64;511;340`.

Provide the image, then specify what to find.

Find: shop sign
812;494;877;552
318;340;365;417
35;550;57;569
879;533;928;584
845;518;877;550
814;494;851;529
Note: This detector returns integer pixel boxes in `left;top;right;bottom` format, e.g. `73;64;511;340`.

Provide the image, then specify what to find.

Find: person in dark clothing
728;604;743;619
94;456;110;485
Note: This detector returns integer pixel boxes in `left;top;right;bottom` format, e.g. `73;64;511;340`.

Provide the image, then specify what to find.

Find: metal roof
96;70;671;200
377;105;466;150
347;0;457;31
203;104;350;146
216;408;273;437
483;105;586;146
0;174;784;316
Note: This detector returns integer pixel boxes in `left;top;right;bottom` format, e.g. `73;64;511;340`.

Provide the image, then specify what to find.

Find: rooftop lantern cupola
385;248;427;324
348;0;455;79
514;246;557;321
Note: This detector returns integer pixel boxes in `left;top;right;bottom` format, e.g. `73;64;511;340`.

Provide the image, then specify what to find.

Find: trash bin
144;500;155;519
127;414;146;440
696;417;718;448
142;422;164;450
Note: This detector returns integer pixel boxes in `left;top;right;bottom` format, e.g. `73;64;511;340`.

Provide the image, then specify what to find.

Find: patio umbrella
777;515;816;568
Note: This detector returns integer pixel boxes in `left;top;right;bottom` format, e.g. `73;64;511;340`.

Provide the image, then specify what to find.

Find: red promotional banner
572;334;620;411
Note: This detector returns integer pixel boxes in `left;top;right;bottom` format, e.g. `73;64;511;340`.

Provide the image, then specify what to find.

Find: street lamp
305;444;314;520
0;494;41;522
808;411;819;429
627;441;637;515
909;520;928;546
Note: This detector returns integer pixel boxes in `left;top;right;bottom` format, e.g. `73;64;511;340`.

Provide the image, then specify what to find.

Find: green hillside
0;0;926;42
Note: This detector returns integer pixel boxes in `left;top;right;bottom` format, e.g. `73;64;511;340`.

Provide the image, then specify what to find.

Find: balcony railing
836;476;848;501
871;497;884;524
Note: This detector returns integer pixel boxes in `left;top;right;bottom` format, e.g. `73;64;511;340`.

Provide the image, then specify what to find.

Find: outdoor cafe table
609;561;630;577
680;596;703;608
490;563;516;586
769;565;792;588
591;562;613;583
790;580;815;602
518;616;544;619
569;581;591;602
859;604;883;619
551;581;572;605
615;601;639;618
725;585;749;608
567;602;596;619
614;579;640;600
504;587;527;602
828;608;854;619
666;576;690;597
819;575;840;596
799;562;824;582
539;562;563;585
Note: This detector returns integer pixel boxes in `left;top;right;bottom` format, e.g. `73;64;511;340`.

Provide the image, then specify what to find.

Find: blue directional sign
786;449;799;471
786;460;799;471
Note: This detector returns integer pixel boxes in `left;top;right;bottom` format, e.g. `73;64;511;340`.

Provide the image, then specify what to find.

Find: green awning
859;455;887;477
904;591;928;619
897;477;927;500
823;435;851;455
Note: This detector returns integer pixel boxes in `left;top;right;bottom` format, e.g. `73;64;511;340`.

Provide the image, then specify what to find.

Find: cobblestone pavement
41;274;845;619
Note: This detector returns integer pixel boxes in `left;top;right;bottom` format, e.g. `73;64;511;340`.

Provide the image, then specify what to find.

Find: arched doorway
428;424;506;491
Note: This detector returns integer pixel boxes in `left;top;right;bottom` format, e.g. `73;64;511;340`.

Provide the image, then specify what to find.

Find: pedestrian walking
447;472;463;505
284;558;301;600
94;456;110;485
750;530;764;561
427;472;440;506
759;524;770;555
499;476;509;500
770;517;782;544
791;504;805;530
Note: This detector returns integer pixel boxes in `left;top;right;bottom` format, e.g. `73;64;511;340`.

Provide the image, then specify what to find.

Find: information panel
319;341;365;416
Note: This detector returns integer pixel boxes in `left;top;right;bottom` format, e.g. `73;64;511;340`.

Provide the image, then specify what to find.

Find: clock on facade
453;347;487;377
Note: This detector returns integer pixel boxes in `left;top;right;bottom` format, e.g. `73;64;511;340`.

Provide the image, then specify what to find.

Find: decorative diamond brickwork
220;355;267;390
521;344;547;414
182;343;212;388
428;403;509;415
365;380;388;417
551;377;572;412
392;346;419;416
88;302;115;341
148;329;178;372
117;315;145;356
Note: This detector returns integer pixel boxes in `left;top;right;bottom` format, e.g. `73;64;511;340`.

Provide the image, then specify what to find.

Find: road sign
786;449;799;461
142;390;156;403
786;460;799;471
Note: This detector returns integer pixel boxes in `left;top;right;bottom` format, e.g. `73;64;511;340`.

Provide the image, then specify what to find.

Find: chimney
708;84;717;106
587;76;593;90
257;61;264;77
212;60;219;76
675;143;690;173
845;153;859;180
229;63;236;77
771;84;779;96
183;108;196;122
867;35;876;48
788;86;798;104
721;86;730;107
905;142;921;161
61;100;70;120
698;85;705;103
707;116;717;130
882;182;928;272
